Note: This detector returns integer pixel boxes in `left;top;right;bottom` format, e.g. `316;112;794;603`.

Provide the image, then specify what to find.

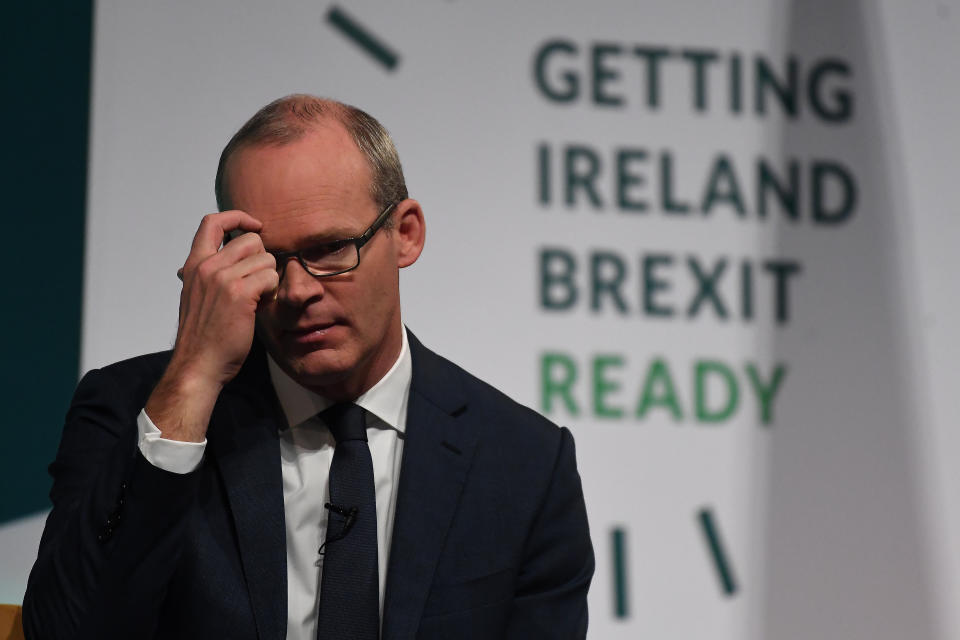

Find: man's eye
303;240;349;262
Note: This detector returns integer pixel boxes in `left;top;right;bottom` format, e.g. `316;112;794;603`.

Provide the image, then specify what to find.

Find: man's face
225;120;407;398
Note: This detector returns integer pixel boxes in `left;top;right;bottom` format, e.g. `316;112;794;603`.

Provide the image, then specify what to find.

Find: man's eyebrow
302;227;362;244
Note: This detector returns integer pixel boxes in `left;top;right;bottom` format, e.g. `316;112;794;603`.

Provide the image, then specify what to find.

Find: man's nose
276;258;324;305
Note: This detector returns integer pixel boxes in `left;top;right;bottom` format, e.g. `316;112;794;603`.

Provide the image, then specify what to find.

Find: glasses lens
300;240;358;275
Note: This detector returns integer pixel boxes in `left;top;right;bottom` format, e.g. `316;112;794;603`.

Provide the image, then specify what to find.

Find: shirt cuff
137;408;207;474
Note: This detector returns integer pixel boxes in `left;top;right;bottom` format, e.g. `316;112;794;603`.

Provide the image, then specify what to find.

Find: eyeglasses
264;201;398;283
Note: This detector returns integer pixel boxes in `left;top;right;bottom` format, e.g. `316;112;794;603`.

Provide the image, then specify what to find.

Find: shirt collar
266;327;412;433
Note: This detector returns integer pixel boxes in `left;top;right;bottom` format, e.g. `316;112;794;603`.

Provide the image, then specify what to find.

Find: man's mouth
283;322;341;344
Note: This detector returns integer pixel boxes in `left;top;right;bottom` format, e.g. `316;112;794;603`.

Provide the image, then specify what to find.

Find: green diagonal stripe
326;6;399;71
611;527;629;618
697;507;738;596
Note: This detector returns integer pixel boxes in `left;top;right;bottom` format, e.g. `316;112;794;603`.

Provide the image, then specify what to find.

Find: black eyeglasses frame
261;201;399;282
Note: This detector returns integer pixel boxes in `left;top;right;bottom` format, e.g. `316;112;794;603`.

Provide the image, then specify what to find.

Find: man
24;95;594;639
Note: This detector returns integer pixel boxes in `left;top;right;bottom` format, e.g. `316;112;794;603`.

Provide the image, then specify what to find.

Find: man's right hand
145;210;279;443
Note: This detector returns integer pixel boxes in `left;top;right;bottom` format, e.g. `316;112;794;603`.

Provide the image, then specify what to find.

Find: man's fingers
214;251;278;294
182;218;267;282
245;267;282;303
217;230;267;263
188;210;262;259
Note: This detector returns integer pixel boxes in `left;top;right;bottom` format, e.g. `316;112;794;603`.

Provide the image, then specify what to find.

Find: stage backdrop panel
3;2;960;639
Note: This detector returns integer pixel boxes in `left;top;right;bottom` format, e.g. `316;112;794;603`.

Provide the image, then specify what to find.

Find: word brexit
540;248;801;325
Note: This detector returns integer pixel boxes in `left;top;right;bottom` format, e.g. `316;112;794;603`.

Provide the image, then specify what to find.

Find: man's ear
392;199;425;268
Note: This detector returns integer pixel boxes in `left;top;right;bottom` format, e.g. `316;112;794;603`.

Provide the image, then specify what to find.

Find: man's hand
145;211;279;442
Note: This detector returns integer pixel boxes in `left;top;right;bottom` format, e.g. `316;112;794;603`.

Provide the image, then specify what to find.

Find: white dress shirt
137;329;412;640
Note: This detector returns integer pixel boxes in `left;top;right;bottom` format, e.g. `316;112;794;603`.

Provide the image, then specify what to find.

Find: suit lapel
382;333;480;640
208;342;288;640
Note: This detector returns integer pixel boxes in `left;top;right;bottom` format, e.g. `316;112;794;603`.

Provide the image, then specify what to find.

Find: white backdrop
4;2;960;639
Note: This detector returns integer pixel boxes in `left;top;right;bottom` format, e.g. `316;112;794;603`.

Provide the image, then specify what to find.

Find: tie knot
323;403;368;443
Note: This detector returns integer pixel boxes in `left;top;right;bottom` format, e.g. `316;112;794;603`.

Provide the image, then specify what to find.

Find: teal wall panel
0;1;92;523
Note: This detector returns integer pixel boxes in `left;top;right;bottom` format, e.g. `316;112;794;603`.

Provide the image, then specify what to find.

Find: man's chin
279;349;355;389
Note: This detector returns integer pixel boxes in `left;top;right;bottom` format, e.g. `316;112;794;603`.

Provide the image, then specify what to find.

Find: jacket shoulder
84;349;173;385
73;350;173;416
407;332;563;448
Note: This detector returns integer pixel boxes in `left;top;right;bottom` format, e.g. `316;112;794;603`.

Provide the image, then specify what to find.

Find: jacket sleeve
23;364;202;640
505;426;594;638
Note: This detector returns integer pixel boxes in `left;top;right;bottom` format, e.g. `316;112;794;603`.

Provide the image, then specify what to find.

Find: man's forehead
228;127;371;199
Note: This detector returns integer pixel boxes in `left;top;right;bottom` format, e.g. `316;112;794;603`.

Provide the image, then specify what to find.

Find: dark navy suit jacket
24;331;594;639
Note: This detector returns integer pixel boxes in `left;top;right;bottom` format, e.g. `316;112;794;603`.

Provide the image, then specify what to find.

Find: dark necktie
317;403;380;640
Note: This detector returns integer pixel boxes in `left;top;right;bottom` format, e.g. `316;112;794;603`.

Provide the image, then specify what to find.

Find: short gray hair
214;94;408;215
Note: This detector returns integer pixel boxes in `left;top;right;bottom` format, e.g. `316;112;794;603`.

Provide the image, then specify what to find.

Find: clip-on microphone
318;502;359;555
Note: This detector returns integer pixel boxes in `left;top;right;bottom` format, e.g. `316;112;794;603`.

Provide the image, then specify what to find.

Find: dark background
1;1;93;523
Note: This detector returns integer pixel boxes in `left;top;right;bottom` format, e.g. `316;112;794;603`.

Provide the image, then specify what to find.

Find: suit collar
382;332;479;639
403;330;468;416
